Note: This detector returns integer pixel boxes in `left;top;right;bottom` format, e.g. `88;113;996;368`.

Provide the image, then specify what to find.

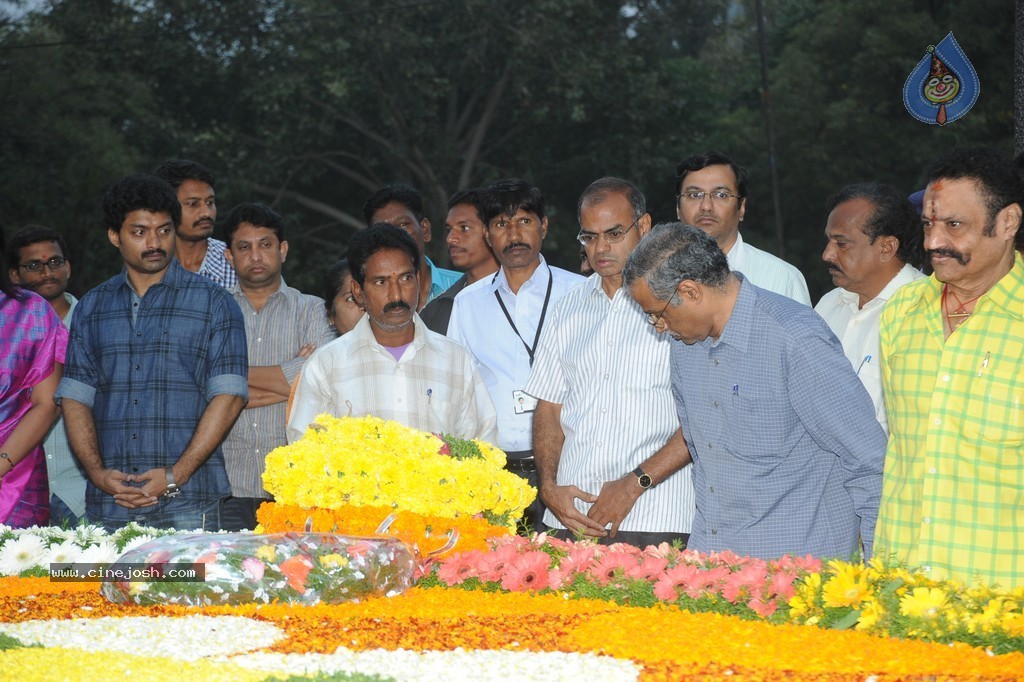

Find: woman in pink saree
0;228;67;527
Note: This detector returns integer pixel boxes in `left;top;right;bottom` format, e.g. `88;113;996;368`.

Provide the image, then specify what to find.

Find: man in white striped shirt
525;178;694;547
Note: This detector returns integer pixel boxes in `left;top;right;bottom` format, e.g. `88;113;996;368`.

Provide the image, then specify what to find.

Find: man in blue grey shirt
56;175;248;532
623;222;885;560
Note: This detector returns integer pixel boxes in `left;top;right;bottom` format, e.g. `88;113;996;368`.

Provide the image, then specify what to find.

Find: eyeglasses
677;190;741;203
577;216;642;247
646;292;678;326
19;257;67;272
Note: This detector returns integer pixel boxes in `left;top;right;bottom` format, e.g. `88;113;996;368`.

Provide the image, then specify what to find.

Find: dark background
0;0;1013;302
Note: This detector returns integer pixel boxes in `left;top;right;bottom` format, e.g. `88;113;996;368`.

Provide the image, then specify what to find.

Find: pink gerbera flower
500;550;551;591
653;563;703;601
588;551;635;586
626;555;669;581
437;550;483;585
477;542;519;582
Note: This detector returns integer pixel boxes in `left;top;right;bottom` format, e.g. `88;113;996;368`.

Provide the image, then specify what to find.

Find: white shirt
287;314;497;443
448;255;585;452
727;232;812;305
524;275;695;533
814;263;924;435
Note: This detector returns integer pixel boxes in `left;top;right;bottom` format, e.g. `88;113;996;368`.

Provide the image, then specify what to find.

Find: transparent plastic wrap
99;530;421;606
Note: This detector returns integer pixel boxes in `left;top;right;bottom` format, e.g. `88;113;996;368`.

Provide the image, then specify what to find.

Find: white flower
0;534;48;575
77;541;119;564
45;540;83;566
118;534;155;556
71;524;109;548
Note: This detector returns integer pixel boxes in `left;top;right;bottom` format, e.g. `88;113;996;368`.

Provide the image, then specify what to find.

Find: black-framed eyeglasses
646;292;678;326
19;257;67;272
676;190;741;203
577;215;642;247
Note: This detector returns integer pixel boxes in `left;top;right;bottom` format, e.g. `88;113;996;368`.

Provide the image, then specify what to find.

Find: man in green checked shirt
875;147;1024;588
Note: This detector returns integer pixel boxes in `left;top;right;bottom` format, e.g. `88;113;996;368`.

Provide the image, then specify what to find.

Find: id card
512;390;538;414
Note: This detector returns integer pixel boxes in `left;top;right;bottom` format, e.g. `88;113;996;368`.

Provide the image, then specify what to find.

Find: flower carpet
2;526;1024;681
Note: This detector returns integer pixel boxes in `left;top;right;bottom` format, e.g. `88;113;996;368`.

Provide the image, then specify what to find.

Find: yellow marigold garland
262;415;534;528
254;502;511;556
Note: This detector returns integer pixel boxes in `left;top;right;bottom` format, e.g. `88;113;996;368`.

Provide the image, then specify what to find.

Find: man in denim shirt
624;223;885;560
56;175;248;532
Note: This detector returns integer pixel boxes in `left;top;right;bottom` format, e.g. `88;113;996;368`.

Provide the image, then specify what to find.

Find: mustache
826;262;843;275
502;242;531;254
142;249;168;259
927;248;968;265
383;300;411;313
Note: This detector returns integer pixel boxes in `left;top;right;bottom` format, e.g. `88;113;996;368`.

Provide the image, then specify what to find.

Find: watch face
638;474;653;489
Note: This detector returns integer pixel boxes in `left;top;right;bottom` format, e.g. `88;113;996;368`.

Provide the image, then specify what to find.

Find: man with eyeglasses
524;178;693;547
154;159;237;289
675;151;811;305
624;223;885;560
448;178;584;531
6;225;87;526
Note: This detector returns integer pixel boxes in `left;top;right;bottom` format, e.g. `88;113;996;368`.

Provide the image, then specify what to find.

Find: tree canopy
0;0;1012;299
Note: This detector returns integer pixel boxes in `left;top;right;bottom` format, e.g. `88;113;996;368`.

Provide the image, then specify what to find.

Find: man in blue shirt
623;222;885;560
56;175;248;531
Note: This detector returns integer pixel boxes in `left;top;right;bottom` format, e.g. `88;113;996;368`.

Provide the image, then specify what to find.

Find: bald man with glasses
524;177;693;548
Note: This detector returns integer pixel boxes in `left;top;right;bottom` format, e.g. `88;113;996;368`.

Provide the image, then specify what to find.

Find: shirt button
133;399;139;405
135;365;141;370
923;517;931;524
136;331;141;337
709;486;715;493
604;374;609;380
922;565;931;572
596;442;602;448
929;467;937;474
131;433;137;439
257;337;262;343
934;418;942;426
711;529;717;535
713;360;720;366
601;407;607;413
942;375;950;382
707;443;713;449
713;400;719;407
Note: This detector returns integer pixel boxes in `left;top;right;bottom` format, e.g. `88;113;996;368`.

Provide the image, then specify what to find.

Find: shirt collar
489;254;549;295
347;311;434;357
115;258;185;293
835;263;924;310
710;273;754;353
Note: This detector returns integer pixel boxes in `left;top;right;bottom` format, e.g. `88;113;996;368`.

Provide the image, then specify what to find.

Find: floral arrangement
255;503;508;555
4;576;1024;680
0;523;182;576
261;414;535;533
100;531;418;606
427;533;1024;655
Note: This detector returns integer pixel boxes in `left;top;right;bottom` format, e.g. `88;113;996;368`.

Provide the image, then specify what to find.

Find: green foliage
0;632;40;650
0;0;1012;299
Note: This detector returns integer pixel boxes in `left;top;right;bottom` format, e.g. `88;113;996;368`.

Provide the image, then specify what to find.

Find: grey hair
622;222;730;299
577;177;647;224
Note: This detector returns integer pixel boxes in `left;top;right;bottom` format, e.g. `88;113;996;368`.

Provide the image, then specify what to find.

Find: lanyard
493;264;553;367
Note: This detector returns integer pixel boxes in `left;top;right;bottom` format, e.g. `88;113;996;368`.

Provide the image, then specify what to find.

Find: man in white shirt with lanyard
675;150;811;305
814;182;925;435
525;178;693;547
448;179;585;531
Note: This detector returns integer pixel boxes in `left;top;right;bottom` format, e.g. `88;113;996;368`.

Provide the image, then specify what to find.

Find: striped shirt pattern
287;314;497;443
876;255;1024;588
224;280;335;498
672;277;886;560
525;275;694;533
56;260;248;524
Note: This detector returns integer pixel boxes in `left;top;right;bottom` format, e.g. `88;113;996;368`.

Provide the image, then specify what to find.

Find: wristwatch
632;466;653;490
164;466;181;498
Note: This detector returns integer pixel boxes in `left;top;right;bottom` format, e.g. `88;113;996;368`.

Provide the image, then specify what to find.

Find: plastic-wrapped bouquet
100;531;417;606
